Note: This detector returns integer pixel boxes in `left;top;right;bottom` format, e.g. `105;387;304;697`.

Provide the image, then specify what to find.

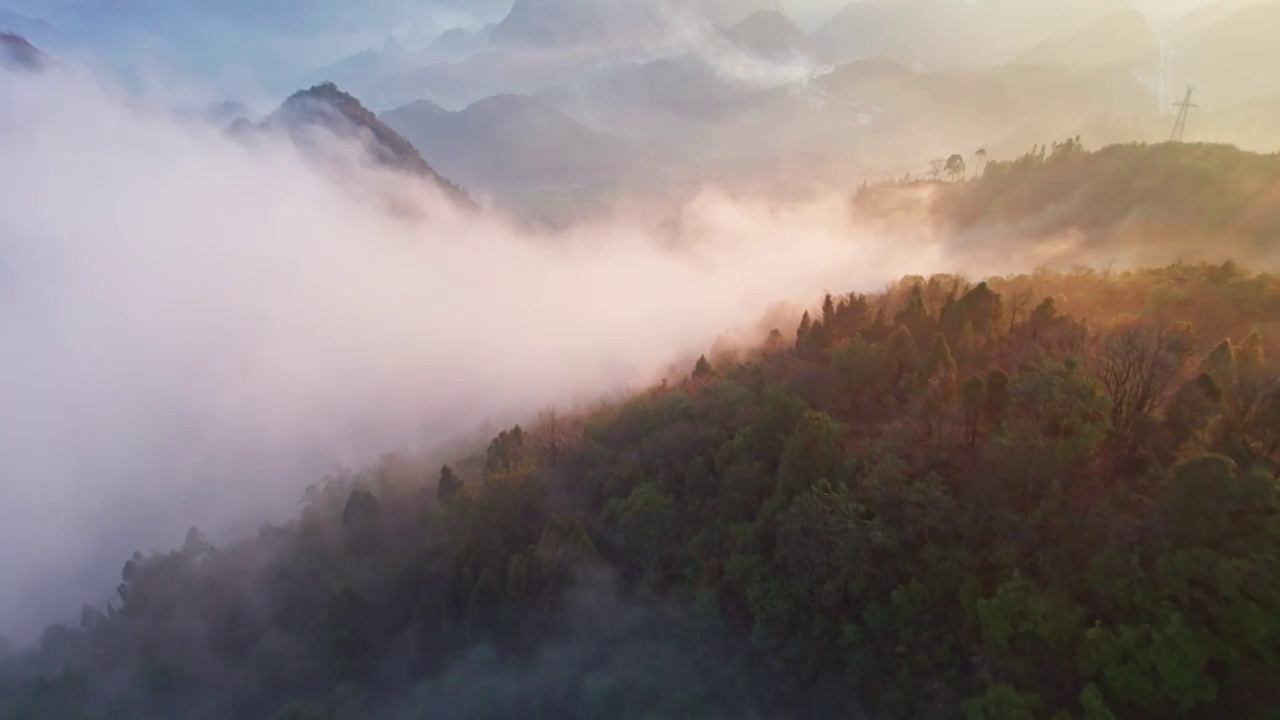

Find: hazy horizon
2;0;1278;678
0;54;958;641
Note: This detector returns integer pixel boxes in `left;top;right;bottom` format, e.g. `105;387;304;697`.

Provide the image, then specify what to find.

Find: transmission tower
1169;86;1198;142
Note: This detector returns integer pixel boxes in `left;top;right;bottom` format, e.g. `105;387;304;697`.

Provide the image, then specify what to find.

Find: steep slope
0;32;47;71
266;82;471;206
724;9;810;61
1014;8;1159;70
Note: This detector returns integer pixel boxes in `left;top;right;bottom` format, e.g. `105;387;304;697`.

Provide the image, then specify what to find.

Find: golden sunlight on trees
5;260;1280;720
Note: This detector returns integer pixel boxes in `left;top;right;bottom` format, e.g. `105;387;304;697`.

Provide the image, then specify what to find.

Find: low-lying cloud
0;60;958;640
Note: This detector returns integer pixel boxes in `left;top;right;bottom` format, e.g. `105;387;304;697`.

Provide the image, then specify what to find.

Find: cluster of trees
854;141;1280;266
2;260;1279;719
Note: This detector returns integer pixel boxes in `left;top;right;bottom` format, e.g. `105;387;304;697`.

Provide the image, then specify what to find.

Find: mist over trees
854;139;1280;269
3;258;1279;719
4;4;1280;718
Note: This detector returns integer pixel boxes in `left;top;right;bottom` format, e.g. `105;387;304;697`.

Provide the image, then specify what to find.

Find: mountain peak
269;83;472;207
0;32;48;71
1014;7;1157;69
697;0;787;27
725;8;807;60
489;0;677;50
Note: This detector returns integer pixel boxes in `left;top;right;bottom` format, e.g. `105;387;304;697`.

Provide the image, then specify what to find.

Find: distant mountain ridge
488;0;677;50
383;93;635;184
697;0;787;27
810;0;1130;69
487;0;791;50
1164;0;1269;42
1180;0;1280;105
300;22;499;97
381;93;640;225
1014;8;1159;70
725;9;811;61
0;9;54;43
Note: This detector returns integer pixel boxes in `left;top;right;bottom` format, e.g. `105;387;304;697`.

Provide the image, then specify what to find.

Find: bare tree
929;158;946;181
529;408;581;469
1006;289;1033;341
1093;323;1195;457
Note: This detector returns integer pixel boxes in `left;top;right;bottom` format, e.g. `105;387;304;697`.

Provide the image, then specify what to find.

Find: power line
1169;85;1198;142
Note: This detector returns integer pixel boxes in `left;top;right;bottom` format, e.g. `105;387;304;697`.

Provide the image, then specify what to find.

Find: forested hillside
3;257;1279;719
855;141;1280;264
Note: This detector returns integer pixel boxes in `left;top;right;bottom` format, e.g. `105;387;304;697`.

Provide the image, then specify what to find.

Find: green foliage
928;142;1280;252
986;369;1011;426
962;684;1044;720
7;262;1280;720
775;411;843;505
920;333;959;400
613;483;678;577
485;425;528;475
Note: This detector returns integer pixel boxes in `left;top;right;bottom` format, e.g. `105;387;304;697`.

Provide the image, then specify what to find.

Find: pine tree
797;311;813;348
895;284;928;327
807;320;831;353
886;325;920;395
763;328;787;353
986;369;1011;428
920;334;958;402
437;465;463;505
961;374;987;445
822;294;837;335
959;281;1003;337
693;355;715;381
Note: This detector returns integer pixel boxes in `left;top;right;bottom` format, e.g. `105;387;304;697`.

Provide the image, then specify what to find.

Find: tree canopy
2;260;1279;719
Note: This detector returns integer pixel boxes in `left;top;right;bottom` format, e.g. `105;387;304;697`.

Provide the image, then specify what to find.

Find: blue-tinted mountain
697;0;786;27
382;93;639;224
0;31;47;71
488;0;676;50
724;9;812;61
266;82;472;206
